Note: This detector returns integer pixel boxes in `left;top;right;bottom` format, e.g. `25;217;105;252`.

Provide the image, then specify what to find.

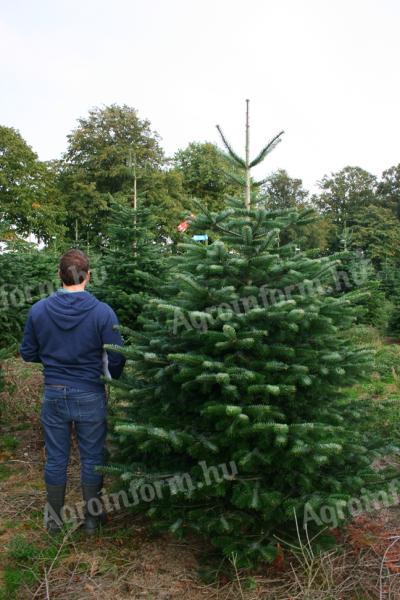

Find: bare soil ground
2;358;400;599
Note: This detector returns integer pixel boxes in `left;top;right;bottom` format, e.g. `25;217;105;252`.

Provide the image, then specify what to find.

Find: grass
340;333;400;450
0;357;42;423
0;465;12;481
0;566;37;600
0;532;73;600
345;324;400;381
0;435;20;451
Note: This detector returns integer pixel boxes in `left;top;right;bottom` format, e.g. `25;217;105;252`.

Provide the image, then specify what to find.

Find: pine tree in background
325;227;394;333
0;348;8;397
380;260;400;337
0;240;58;418
0;245;58;348
92;198;166;327
104;103;393;567
0;348;8;424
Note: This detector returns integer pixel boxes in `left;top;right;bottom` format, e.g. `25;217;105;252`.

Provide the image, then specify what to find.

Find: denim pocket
43;387;64;402
67;387;101;394
72;391;107;421
40;394;61;422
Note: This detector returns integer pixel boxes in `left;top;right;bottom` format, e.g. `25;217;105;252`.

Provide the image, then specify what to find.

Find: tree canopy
0;126;65;243
58;104;167;246
173;142;240;211
314;166;377;229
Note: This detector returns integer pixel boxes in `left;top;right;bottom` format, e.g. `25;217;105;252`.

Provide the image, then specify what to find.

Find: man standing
20;249;126;535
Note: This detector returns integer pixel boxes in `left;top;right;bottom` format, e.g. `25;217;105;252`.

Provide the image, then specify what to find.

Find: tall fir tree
103;103;393;566
324;227;393;333
92;198;166;327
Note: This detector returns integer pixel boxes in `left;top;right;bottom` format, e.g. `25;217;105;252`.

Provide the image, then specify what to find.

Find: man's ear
87;271;91;282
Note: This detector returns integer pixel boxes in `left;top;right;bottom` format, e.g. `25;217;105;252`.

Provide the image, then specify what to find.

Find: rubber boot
81;481;107;535
45;483;66;536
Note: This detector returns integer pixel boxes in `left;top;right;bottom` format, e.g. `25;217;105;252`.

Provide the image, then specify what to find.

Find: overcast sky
1;0;399;190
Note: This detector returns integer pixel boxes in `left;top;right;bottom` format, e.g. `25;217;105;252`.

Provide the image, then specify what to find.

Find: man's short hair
59;249;90;286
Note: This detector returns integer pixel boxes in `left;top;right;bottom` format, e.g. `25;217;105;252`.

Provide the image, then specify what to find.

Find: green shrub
0;248;58;348
342;325;382;347
374;344;400;380
7;535;37;561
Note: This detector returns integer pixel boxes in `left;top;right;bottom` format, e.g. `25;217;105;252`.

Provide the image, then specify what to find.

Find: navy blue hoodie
19;290;126;391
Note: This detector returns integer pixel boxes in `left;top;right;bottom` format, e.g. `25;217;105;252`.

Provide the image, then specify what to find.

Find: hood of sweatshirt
44;291;99;331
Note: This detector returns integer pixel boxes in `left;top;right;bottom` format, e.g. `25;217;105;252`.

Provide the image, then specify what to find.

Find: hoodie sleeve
20;309;41;363
101;307;126;379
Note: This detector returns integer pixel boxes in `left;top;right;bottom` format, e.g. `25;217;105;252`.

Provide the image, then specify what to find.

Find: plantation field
1;328;400;599
2;104;400;598
2;0;400;594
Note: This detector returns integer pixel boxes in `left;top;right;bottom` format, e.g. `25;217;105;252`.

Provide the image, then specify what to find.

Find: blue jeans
40;385;107;486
